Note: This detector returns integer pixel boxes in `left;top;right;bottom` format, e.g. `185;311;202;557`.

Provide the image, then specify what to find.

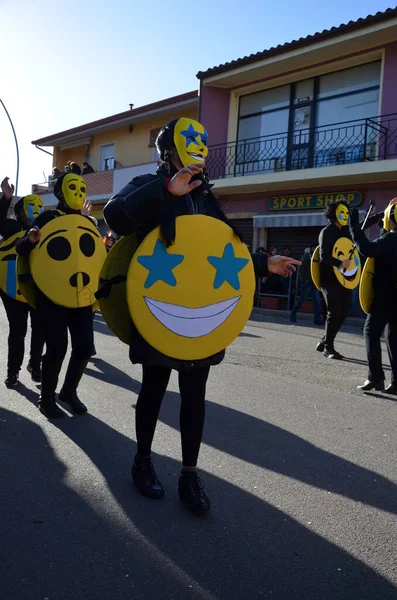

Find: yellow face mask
383;202;397;232
173;118;209;167
61;174;87;210
335;203;349;227
23;195;43;222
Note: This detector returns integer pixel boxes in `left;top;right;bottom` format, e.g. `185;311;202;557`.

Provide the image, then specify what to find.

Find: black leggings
0;290;44;374
135;365;210;467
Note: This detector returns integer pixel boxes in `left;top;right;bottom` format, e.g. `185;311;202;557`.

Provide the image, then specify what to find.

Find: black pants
36;291;93;396
364;298;397;384
0;290;44;375
321;284;352;350
135;365;210;467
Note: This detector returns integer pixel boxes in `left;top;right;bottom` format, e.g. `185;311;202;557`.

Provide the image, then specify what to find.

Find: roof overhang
33;92;198;148
200;17;397;88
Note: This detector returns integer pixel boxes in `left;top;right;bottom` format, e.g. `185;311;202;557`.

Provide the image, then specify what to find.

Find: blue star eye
181;123;201;148
200;132;208;146
207;243;249;290
137;239;184;289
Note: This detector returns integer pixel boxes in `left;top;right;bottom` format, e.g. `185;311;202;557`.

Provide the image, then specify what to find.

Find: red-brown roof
197;7;397;79
32;90;198;146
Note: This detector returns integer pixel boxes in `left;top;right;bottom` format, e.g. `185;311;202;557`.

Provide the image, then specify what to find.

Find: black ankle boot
59;356;88;415
27;361;41;383
5;372;19;387
39;395;64;419
179;471;211;513
131;456;165;499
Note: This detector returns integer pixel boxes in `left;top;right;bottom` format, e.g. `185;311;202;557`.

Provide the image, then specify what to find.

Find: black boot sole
38;403;65;419
58;393;88;415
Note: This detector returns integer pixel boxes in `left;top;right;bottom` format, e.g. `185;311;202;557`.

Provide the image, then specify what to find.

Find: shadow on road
50;407;397;600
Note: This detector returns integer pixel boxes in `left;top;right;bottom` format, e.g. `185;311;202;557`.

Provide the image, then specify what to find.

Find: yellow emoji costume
29;214;106;308
127;216;254;360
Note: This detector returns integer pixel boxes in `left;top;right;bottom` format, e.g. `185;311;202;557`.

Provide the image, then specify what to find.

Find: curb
250;307;365;329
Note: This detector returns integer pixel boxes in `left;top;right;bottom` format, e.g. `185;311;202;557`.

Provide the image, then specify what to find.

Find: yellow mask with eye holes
29;214;106;308
335;203;349;227
61;174;87;210
23;195;43;222
173;118;209;167
383;201;397;232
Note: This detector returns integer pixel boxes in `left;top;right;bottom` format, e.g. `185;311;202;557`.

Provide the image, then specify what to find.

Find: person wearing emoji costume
316;200;380;360
104;118;300;513
16;172;106;419
0;177;44;387
350;201;397;392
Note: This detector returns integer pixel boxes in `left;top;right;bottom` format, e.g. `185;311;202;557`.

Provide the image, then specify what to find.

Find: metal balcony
206;113;397;180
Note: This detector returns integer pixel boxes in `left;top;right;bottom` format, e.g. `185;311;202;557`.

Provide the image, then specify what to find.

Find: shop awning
253;210;366;228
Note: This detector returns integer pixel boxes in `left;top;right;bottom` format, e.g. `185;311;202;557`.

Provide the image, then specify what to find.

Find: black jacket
319;213;382;287
104;167;267;371
0;195;21;240
350;222;397;303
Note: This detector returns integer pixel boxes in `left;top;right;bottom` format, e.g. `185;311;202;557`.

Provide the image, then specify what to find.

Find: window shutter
149;127;161;148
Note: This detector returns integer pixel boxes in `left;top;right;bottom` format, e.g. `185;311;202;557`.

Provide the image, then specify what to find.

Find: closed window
99;144;115;171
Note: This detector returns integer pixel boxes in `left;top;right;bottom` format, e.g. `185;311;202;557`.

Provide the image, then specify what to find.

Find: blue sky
0;0;393;195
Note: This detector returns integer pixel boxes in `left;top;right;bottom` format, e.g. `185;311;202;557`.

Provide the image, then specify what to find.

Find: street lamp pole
0;98;19;198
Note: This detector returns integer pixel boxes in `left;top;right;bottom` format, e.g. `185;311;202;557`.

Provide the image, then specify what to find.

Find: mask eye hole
47;236;71;261
79;233;95;257
69;184;76;191
81;186;86;193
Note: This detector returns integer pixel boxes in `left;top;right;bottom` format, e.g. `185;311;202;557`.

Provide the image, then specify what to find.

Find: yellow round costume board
310;246;321;291
127;215;255;361
17;253;36;307
332;237;361;289
98;235;139;344
0;231;27;303
359;257;375;314
29;214;107;308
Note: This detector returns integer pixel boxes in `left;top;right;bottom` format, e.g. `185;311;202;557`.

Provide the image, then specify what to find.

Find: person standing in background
290;247;322;325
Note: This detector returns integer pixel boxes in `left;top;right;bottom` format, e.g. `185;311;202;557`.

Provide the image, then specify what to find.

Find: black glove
349;207;360;227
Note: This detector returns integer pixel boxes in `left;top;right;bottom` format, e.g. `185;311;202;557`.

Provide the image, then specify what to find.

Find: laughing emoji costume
315;199;381;360
103;118;262;513
0;185;44;387
16;173;106;419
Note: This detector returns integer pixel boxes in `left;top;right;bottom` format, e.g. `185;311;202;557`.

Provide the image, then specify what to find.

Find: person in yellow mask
350;201;397;392
16;172;104;419
0;177;44;387
104;118;300;514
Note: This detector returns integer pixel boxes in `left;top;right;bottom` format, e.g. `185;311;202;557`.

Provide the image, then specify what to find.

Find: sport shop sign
268;192;362;211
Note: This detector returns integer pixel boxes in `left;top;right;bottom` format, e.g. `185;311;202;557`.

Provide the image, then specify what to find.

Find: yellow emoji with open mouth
29;215;106;308
127;215;255;360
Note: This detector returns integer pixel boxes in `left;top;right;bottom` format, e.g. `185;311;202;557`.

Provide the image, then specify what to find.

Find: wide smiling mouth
187;152;205;162
144;296;241;338
339;263;359;280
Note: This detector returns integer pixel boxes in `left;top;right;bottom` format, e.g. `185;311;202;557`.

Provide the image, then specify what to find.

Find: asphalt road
1;309;396;600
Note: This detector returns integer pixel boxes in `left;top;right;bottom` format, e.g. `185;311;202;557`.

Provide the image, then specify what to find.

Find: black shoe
90;345;97;357
314;319;323;326
385;383;397;394
316;341;325;352
289;314;297;323
39;395;65;419
5;373;19;388
27;362;41;383
131;456;165;499
323;349;344;360
178;471;211;514
357;380;385;392
58;390;88;415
